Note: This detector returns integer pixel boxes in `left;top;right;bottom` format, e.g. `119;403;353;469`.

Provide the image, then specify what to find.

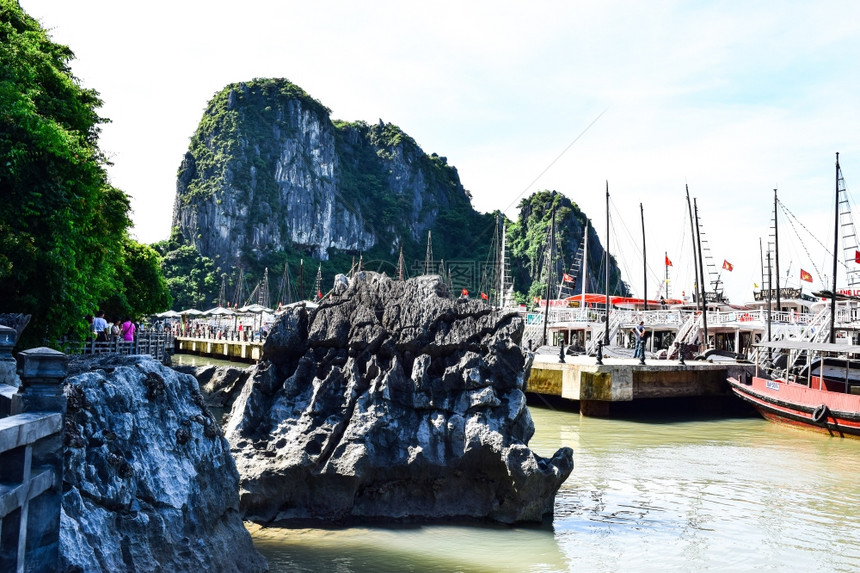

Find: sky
18;0;860;304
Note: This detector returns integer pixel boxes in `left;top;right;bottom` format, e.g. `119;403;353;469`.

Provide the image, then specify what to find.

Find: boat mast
759;238;764;299
641;203;647;310
499;217;507;308
581;222;588;310
766;249;772;346
279;262;292;305
258;267;270;307
232;268;245;308
685;186;700;312
605;182;610;345
543;197;556;346
424;231;434;276
774;189;781;313
664;251;669;299
694;199;709;349
831;153;840;343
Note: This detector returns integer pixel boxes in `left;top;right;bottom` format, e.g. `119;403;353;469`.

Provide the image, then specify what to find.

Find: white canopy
238;303;272;314
180;308;204;316
203;306;237;316
155;310;181;318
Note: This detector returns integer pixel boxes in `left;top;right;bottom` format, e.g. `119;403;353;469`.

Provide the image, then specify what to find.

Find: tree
153;229;219;310
0;2;150;346
101;239;172;320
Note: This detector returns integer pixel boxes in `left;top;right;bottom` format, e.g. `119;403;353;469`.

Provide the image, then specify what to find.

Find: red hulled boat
728;341;860;438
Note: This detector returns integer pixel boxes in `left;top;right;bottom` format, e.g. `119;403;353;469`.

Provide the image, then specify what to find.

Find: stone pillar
0;325;18;387
15;347;69;415
13;347;68;571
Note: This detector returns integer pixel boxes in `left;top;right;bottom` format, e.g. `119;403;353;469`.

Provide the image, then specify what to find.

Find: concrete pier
528;352;752;416
174;336;263;362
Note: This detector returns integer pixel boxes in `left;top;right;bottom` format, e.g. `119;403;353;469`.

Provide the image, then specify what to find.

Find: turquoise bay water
173;354;860;571
250;407;860;572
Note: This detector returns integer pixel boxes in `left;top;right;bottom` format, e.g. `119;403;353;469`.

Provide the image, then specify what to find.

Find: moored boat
728;340;860;438
728;154;860;437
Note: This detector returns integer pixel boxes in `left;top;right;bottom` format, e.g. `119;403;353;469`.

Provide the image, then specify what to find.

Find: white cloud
17;0;860;302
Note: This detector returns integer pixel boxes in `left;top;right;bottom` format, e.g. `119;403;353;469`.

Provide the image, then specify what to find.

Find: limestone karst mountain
172;78;482;267
167;78;628;306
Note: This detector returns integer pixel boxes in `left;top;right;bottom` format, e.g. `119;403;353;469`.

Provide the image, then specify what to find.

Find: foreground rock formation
61;355;266;572
227;272;573;524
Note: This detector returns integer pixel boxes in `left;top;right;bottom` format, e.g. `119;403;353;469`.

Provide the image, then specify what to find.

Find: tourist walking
93;310;108;341
120;317;136;341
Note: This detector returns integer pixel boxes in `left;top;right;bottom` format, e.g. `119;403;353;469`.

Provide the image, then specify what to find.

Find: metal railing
60;331;175;361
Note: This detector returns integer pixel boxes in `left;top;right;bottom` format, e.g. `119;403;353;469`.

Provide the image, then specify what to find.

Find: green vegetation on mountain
508;191;629;301
152;228;219;310
0;1;170;345
178;78;331;208
166;78;626;311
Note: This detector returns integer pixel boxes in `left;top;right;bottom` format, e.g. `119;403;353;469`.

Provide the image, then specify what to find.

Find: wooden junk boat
728;154;860;438
728;340;860;438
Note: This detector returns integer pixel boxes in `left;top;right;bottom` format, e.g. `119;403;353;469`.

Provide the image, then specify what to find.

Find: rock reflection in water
249;522;570;573
250;405;860;572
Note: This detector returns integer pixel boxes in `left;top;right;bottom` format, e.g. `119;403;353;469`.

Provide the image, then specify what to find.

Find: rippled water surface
172;352;243;368
246;402;860;572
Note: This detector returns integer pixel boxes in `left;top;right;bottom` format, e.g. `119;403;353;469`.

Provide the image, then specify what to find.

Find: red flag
800;269;813;283
665;255;673;267
562;273;574;282
855;250;860;264
461;288;469;297
480;292;489;300
722;260;733;272
317;290;322;299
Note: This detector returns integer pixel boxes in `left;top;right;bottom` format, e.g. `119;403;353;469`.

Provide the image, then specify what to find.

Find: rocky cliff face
60;355;266;573
226;272;573;524
172;78;474;265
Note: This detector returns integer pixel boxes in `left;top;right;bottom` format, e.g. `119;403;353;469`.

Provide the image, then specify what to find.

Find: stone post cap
0;325;15;347
16;347;69;380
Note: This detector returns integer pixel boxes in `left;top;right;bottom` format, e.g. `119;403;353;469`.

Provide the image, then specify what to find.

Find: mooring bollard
596;341;604;365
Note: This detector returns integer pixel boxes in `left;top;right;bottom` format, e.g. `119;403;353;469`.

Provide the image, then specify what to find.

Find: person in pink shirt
120;317;136;341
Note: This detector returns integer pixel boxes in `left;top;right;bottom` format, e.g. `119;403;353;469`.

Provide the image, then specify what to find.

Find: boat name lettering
766;380;780;391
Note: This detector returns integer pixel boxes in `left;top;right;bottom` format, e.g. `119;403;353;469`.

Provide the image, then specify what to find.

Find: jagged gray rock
227;272;573;524
173;363;252;410
61;355;266;573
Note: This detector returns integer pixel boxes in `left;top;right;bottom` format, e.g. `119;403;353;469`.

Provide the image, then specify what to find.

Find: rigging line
777;201;844;278
607;197;664;292
778;200;831;254
780;205;831;281
502;108;609;214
